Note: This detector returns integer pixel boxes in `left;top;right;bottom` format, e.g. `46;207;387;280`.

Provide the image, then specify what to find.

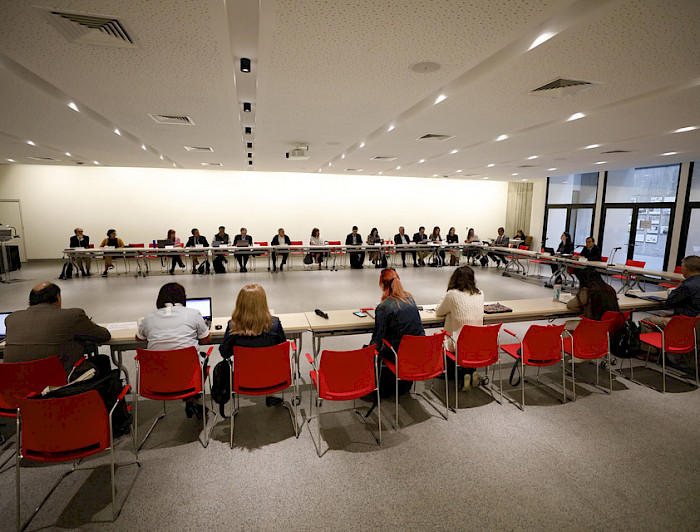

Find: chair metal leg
137;402;166;451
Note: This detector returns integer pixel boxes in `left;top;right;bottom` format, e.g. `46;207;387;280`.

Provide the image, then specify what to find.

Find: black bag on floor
611;318;641;358
211;360;231;417
303;253;313;265
59;261;73;280
213;256;227;273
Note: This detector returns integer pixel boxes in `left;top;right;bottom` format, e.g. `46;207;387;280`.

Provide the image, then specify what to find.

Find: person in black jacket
219;284;287;406
69;227;91;276
412;226;429;266
212;226;230;273
186;228;210;274
233;228;254;272
271;228;292;271
393;226;415;267
550;231;574;280
580;236;602;262
346;226;365;269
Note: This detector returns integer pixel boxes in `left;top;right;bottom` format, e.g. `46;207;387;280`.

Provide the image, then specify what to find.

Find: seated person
446;227;459;266
394;226;415;267
464;227;482;266
566;268;619;322
412;226;430;266
436;266;484;390
345;226;365;269
233;227;253;272
219;284;287;406
186;228;210;274
513;229;527;242
212;226;230;273
136;282;212;419
69;227;91;276
367;227;383;267
166;229;186;274
309;228;325;269
370;268;424;397
580;236;602;262
487;227;509;267
641;255;700;366
429;226;446;266
99;228;124;277
549;232;574;281
4;282;111;376
271;228;291;271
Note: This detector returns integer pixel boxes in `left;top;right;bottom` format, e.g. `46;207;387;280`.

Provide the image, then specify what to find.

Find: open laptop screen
0;312;10;338
185;298;212;321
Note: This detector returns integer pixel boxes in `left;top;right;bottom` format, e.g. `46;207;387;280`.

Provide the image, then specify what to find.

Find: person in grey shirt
487;227;509;267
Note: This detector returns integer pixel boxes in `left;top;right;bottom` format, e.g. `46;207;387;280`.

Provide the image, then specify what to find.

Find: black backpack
59;261;73;280
611;318;641;359
213;257;227;274
211;360;231;417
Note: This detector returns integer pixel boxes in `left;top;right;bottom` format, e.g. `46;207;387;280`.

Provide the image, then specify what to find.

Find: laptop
543;246;555;255
235;240;250;247
157;239;173;248
211;240;223;247
0;312;10;342
185;297;212;327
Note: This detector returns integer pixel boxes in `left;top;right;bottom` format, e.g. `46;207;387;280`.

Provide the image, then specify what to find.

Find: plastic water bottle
553;284;562;301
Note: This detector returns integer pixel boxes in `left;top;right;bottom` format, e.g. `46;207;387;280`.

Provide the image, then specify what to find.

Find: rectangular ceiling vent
27;156;59;161
371;156;397;161
149;114;195;125
344;168;363;172
39;9;135;48
200;162;222;166
184;146;213;152
601;149;633;154
518;164;539;168
416;133;454;142
531;78;599;98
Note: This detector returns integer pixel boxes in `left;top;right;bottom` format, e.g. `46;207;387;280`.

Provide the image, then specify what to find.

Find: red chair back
128;243;145;248
254;241;268;246
328;241;341;245
601;311;631;334
233;342;293;395
522;324;566;365
135;347;203;400
572;317;616;358
395;333;445;381
663;316;700;351
456;323;502;368
19;390;109;462
518;245;528;250
318;345;376;399
290;241;303;245
0;357;66;418
601;256;608;262
626;259;645;268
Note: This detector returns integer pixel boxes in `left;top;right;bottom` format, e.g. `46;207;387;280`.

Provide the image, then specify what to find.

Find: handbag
303;253;313;265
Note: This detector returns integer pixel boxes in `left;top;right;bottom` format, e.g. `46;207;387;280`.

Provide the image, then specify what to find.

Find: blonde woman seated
219;284;286;406
435;266;485;391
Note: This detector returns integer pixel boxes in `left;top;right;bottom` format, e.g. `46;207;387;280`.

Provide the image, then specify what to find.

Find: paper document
106;321;138;330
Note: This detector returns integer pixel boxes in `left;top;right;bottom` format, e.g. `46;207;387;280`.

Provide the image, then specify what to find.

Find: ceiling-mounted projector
286;145;309;160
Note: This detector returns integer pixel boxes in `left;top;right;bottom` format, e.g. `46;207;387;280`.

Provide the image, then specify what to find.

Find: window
544;173;598;250
547;173;598;204
605;164;680;203
680;162;700;263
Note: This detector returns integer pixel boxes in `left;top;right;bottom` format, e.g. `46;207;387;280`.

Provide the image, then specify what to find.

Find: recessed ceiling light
549;167;557;171
418;159;425;163
595;161;606;164
496;134;508;142
434;94;447;105
93;161;99;165
7;159;15;162
114;128;121;136
159;155;164;160
512;173;519;176
141;144;147;151
450;149;458;154
527;155;538;160
68;102;79;112
456;169;462;173
432;174;438;177
359;142;365;149
172;163;176;167
673;126;697;133
387;125;395;132
585;144;600;149
528;31;554;51
328;162;332;166
487;163;495;168
661;151;678;156
521;178;528;181
317;169;321;172
567;112;585;121
396;165;401;170
65;152;71;156
341;154;345;159
482;176;489;180
27;140;35;146
379;171;383;175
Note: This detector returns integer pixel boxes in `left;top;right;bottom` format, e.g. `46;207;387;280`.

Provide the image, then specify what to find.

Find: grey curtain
505;182;533;237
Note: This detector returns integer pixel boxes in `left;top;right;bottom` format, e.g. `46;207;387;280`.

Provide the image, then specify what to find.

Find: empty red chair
611;259;646;292
639;316;700;393
134;346;214;449
563;317;617;398
16;388;139;530
306;345;380;456
230;341;299;447
501;324;567;410
381;332;448;428
659;266;683;289
328;240;344;269
445;323;503;409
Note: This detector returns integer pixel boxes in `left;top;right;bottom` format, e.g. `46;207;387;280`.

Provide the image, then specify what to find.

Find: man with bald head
3;282;111;375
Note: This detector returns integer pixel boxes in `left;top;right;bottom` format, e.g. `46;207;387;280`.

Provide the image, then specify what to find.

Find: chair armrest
640;320;663;332
503;329;519;339
203;346;214;358
562;330;574;339
110;385;131;416
290;341;297;352
382;339;392;349
442;329;453;339
73;356;86;368
305;353;314;365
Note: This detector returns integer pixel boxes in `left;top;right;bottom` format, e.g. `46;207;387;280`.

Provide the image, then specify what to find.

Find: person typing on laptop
233;227;253;272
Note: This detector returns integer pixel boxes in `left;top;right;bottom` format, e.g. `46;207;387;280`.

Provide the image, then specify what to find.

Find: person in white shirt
309;228;324;269
136;282;212;418
435;266;485;391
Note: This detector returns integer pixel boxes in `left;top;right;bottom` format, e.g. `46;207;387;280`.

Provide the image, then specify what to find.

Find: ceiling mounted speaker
243;102;251;112
245;127;252;134
240;58;251;72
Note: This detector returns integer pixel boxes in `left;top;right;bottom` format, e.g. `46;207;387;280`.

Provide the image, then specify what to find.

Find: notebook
0;311;10;342
185;298;212;327
483;303;513;314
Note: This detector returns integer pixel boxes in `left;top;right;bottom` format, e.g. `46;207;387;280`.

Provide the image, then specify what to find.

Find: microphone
314;308;329;320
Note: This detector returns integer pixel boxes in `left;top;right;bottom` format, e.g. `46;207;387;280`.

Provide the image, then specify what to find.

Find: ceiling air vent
27;156;59;161
601;149;633;154
39;9;135;48
371;156;397;161
518;164;539;168
345;168;363;172
531;78;599;98
416;133;454;142
148;114;195;125
184;146;213;152
200;162;222;166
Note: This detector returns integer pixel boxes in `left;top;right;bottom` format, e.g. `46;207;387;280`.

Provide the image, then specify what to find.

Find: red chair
15;387;139;530
445;323;503;409
501;324;567;410
639;316;700;393
305;345;380;456
562;317;617;398
0;357;80;472
381;332;449;428
328;240;344;270
134;346;214;449
288;240;304;269
659;266;683;289
229;341;299;447
611;259;646;292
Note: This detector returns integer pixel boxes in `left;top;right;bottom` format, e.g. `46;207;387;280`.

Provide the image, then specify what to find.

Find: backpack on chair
211;360;231;417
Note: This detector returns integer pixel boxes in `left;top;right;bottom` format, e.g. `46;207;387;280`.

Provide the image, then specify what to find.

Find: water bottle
553;284;562;301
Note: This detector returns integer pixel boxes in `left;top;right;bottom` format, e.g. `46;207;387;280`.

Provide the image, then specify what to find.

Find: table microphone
315;308;329;319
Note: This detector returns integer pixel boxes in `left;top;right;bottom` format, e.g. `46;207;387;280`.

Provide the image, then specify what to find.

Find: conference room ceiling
0;0;699;182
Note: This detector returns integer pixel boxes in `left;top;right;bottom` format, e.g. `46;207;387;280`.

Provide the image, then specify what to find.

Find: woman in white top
310;227;324;269
435;266;484;391
464;227;481;265
136;282;212;418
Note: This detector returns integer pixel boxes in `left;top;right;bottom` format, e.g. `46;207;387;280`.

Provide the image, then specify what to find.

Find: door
0;200;27;262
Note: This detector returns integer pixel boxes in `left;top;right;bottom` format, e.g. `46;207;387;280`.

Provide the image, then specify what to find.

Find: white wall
0;164;509;259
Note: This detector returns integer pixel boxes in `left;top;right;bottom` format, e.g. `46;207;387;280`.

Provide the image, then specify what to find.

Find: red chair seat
445;350;493;368
309;370;373;401
639;332;694;353
501;342;560;365
382;355;442;381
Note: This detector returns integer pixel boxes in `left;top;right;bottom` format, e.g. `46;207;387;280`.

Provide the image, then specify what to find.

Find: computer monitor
185;298;212;325
0;311;11;340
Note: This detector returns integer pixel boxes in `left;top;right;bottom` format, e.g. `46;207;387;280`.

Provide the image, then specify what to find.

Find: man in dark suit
233;227;254;272
4;282;111;376
345;226;364;269
186;228;210;274
580;236;602;262
394;226;415;267
68;227;92;276
412;226;429;266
